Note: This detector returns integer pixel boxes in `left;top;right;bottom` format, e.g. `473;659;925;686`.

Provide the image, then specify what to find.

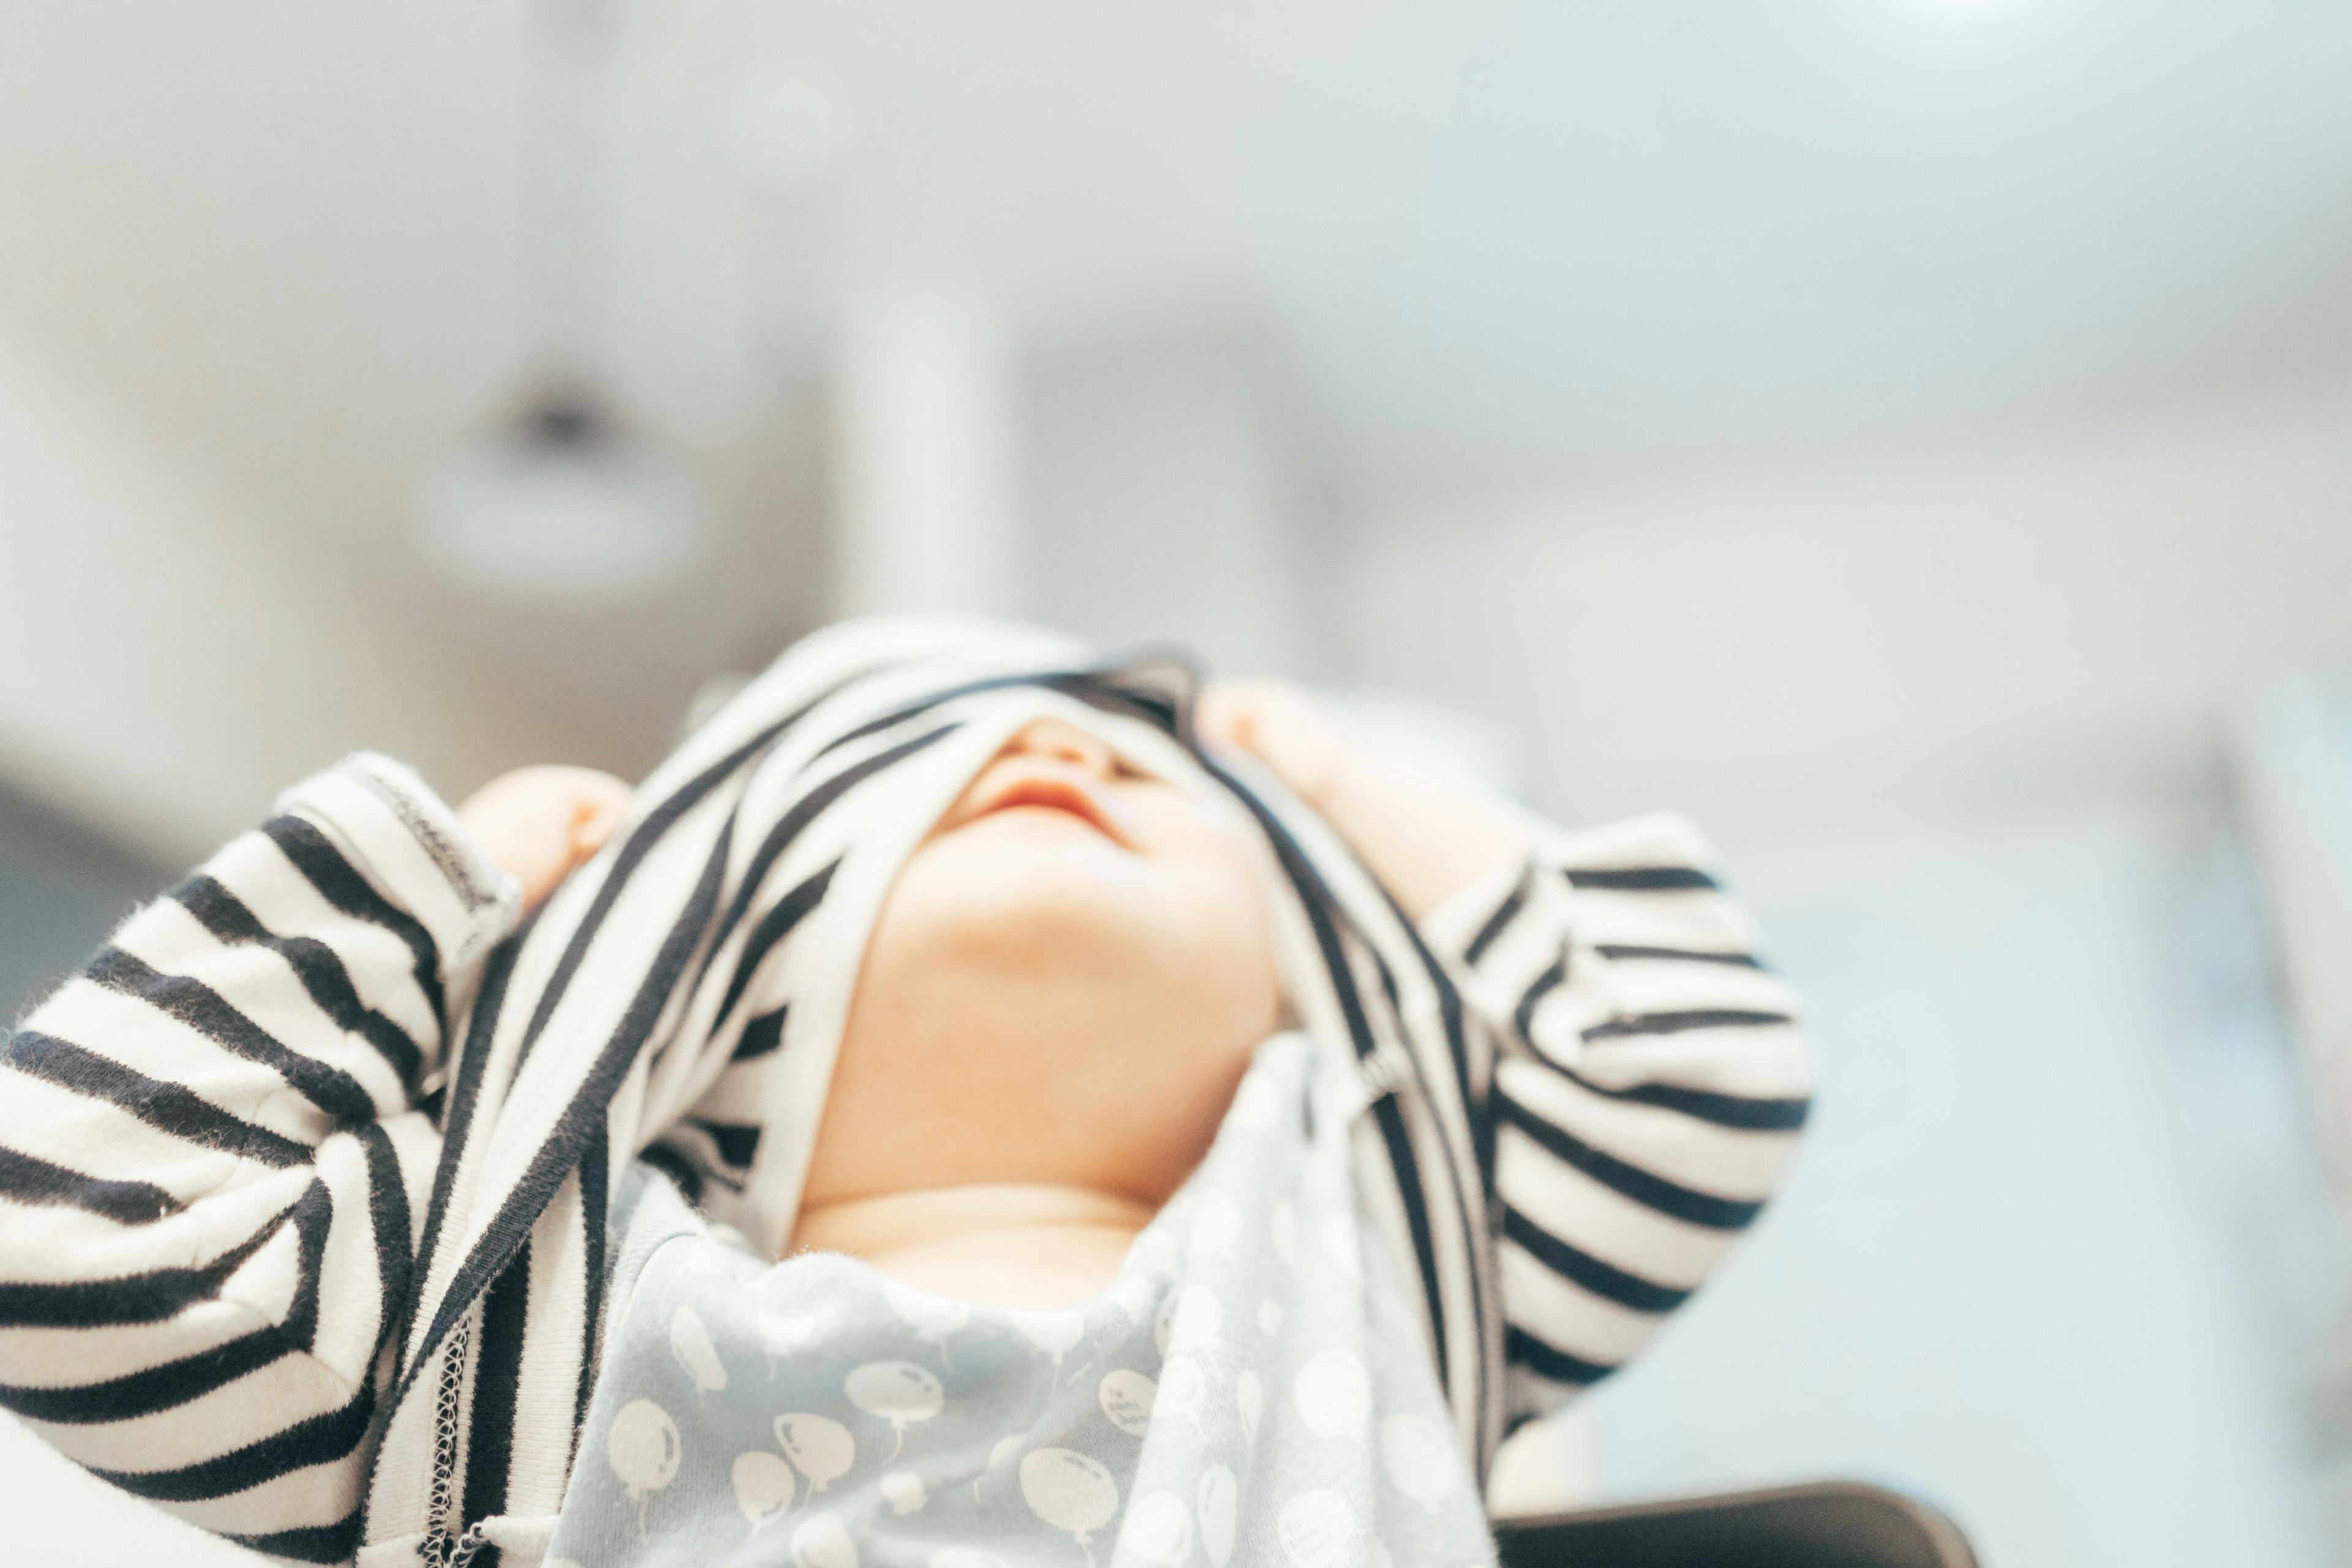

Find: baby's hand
1199;679;1532;919
456;765;634;911
1195;681;1353;807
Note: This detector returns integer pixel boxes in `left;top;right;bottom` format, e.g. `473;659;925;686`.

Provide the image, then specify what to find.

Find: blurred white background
6;2;2352;1564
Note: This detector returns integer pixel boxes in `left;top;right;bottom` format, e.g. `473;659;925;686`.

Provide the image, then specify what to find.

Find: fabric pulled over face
712;657;1249;1262
363;614;1504;1559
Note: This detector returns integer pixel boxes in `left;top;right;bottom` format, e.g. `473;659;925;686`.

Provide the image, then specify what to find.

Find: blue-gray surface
0;790;154;1027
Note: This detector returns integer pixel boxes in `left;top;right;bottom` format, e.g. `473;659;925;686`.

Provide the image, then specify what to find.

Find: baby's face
802;716;1284;1212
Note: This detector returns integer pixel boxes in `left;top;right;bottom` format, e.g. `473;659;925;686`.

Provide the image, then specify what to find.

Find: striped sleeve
0;753;518;1562
1422;812;1811;1428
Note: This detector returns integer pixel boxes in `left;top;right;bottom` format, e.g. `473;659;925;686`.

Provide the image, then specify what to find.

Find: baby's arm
0;756;620;1560
1432;815;1810;1427
1204;684;1812;1430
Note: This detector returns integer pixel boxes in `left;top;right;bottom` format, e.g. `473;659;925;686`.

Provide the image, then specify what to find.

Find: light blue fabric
548;1034;1495;1568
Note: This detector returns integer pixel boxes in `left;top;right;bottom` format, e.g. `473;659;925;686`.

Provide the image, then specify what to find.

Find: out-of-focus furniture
1492;1480;1977;1568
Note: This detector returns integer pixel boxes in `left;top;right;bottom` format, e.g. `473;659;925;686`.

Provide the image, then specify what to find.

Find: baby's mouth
959;766;1138;848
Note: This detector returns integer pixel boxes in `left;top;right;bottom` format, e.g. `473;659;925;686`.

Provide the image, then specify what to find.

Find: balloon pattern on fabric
608;1398;680;1535
1097;1367;1156;1438
1109;1272;1161;1327
1165;1286;1223;1363
885;1281;970;1371
791;1509;859;1568
1319;1216;1360;1281
974;1431;1025;1502
1118;1490;1194;1568
660;1238;737;1315
1276;1490;1356;1568
1378;1414;1461;1512
1293;1349;1370;1438
1157;1355;1210;1441
733;1450;796;1532
845;1361;943;1460
546;1035;1489;1568
1188;1192;1240;1263
1235;1370;1264;1445
775;1412;856;1492
1197;1465;1238;1568
1020;1447;1120;1568
761;1311;820;1378
1270;1202;1299;1270
881;1469;928;1515
671;1304;728;1395
1014;1308;1086;1370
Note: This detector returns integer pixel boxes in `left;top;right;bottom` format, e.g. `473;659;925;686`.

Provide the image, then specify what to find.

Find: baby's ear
458;766;636;910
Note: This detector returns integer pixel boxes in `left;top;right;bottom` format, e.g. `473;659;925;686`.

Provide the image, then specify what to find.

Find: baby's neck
788;1183;1156;1309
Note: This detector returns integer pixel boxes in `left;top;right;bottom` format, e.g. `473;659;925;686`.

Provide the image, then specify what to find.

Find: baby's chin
894;815;1178;948
820;828;1283;1212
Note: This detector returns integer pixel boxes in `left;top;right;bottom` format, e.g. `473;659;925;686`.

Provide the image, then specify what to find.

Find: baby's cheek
1181;858;1286;1036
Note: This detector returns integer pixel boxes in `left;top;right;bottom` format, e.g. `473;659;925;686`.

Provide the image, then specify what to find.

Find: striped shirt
0;615;1809;1565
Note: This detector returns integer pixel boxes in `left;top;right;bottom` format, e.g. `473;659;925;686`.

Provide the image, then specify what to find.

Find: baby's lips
965;761;1145;848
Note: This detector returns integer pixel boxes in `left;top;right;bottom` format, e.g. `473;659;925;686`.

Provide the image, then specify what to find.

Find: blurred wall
1327;368;2352;1564
1026;323;1327;679
0;346;614;866
1344;370;2352;862
1582;811;2324;1568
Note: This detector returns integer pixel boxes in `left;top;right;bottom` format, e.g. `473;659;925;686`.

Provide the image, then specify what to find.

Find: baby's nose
1002;717;1117;777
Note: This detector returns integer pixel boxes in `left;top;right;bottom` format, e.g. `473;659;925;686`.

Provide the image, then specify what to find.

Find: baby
0;616;1811;1567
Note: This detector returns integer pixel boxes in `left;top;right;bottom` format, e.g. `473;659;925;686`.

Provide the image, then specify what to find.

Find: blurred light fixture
416;383;708;600
415;0;708;601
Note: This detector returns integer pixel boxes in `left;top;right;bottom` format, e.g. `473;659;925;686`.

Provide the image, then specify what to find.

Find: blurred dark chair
1493;1480;1977;1568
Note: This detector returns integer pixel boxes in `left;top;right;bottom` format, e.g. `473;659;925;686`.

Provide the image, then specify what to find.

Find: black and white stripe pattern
0;758;501;1564
0;616;1808;1564
1425;815;1812;1420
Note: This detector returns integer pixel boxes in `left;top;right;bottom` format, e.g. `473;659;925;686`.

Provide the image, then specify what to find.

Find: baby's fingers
1196;681;1349;805
458;765;635;910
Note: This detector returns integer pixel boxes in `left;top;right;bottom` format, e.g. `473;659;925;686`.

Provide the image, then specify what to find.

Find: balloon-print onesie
550;1033;1492;1568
